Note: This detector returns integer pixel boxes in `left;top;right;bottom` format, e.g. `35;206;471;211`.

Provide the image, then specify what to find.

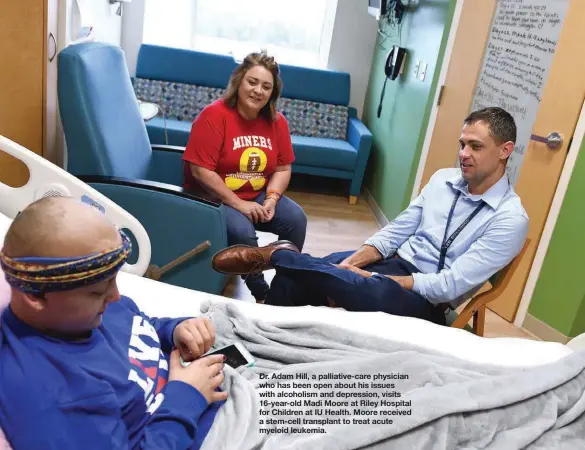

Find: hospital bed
0;134;582;363
1;132;582;363
0;134;584;448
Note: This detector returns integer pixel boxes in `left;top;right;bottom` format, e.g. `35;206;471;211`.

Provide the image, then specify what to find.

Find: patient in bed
0;197;226;449
212;107;529;324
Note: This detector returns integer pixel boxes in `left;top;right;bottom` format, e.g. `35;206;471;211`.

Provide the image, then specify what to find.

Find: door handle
48;32;57;63
529;132;563;150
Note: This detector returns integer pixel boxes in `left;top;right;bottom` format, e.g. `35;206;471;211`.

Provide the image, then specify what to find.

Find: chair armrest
79;175;228;294
346;118;373;197
151;144;185;153
78;175;221;207
450;284;491;330
347;117;373;151
147;146;185;186
451;239;531;332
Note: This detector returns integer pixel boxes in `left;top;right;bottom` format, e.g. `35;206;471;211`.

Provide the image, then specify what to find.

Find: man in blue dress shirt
212;107;529;324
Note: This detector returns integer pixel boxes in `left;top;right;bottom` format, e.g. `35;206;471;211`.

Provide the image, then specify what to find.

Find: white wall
327;0;378;116
120;0;378;116
55;0;123;168
58;0;122;50
120;0;146;76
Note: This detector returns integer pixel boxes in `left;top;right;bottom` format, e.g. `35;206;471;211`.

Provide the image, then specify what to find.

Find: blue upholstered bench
133;44;373;204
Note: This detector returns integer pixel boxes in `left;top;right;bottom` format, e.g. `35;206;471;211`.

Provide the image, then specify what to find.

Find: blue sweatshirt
0;296;223;449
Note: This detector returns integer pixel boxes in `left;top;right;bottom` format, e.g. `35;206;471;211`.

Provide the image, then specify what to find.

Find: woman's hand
261;198;277;222
235;201;268;224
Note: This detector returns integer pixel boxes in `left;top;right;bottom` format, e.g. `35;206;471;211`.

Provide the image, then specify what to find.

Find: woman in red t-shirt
183;51;307;302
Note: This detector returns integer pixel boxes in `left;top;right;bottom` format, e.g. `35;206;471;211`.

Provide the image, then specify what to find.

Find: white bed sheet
117;271;572;368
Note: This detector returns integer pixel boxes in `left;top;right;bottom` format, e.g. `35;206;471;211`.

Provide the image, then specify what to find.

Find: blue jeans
266;250;446;325
222;191;307;301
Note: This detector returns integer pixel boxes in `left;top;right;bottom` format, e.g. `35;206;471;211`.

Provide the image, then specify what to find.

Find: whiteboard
470;0;570;185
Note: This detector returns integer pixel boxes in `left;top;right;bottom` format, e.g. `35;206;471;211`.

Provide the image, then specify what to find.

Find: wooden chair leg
473;305;486;337
349;195;357;205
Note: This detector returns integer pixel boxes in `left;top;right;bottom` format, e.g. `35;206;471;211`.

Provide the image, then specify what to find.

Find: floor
221;179;539;341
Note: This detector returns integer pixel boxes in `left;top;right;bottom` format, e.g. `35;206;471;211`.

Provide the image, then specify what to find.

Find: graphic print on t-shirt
225;135;272;193
127;315;168;414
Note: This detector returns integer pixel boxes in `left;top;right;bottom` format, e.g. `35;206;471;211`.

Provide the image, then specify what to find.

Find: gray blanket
199;302;585;450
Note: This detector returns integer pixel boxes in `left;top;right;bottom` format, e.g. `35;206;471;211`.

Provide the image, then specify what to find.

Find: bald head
3;197;120;259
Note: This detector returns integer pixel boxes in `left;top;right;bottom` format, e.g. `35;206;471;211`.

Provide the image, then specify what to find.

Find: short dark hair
463;107;517;144
223;50;282;122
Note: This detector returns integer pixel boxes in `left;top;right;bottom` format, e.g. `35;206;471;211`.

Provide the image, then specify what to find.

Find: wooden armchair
447;239;531;336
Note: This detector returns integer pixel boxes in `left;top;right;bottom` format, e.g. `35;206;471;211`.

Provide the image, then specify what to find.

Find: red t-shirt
182;99;295;200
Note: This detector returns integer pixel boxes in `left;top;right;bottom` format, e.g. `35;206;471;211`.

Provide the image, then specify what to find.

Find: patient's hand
169;350;229;404
173;317;216;361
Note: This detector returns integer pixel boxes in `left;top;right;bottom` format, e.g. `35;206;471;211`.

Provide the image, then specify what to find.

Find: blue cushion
279;64;350;106
134;79;224;122
137;45;236;89
280;99;348;140
146;119;358;172
291;136;357;172
136;44;350;106
136;78;348;140
292;165;353;179
146;117;192;147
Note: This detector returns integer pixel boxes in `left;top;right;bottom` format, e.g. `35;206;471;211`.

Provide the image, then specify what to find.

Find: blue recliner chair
57;42;228;294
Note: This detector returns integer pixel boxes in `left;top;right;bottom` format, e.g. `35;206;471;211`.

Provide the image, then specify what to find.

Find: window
143;0;338;68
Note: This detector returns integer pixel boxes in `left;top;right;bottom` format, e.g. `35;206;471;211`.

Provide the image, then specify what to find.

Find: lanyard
437;191;485;272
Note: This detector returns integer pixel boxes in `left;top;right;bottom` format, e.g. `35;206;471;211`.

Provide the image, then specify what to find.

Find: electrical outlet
418;62;428;81
413;61;420;78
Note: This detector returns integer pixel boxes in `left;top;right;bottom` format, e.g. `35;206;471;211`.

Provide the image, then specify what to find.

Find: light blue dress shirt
365;168;529;308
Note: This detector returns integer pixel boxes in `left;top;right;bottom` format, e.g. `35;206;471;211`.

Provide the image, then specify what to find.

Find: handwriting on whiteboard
468;0;569;186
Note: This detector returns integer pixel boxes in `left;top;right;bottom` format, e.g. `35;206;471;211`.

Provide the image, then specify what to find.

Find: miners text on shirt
233;135;273;151
127;315;169;414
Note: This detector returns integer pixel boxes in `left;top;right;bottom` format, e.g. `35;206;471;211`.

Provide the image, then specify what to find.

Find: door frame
411;0;585;326
411;0;465;200
514;97;585;327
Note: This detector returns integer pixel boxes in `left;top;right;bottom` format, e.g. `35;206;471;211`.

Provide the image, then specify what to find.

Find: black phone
206;343;255;369
385;45;407;81
378;45;408;118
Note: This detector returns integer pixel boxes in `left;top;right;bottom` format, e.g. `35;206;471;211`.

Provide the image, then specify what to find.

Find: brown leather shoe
211;240;300;275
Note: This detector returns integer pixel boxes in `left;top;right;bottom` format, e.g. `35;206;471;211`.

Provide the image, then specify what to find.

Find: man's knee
322;251;356;264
